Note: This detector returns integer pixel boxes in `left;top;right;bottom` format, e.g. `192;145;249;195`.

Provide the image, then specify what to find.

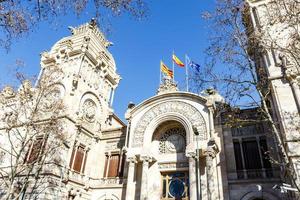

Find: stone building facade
244;0;300;189
0;18;297;200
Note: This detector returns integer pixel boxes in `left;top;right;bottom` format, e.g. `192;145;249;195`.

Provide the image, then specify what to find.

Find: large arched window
153;121;186;154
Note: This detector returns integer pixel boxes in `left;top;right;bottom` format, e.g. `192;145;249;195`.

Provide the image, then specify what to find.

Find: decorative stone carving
157;78;178;95
2;86;15;98
82;99;96;122
41;89;61;111
132;101;207;147
77;130;93;146
158;162;189;169
105;140;123;151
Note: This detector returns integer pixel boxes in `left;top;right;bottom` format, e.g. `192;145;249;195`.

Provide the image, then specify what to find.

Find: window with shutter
103;153;125;178
25;136;45;163
73;146;84;172
108;154;120;177
70;144;88;173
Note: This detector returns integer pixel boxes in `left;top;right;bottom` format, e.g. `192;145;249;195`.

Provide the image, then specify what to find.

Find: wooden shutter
73;146;85;172
24;140;33;163
27;137;44;163
82;150;88;173
108;154;120;177
69;146;76;168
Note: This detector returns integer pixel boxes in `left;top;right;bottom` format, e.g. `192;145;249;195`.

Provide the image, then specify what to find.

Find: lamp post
194;127;201;200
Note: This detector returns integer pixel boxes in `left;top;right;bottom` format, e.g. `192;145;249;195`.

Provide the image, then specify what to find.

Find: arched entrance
125;95;214;200
152;120;189;200
240;191;281;200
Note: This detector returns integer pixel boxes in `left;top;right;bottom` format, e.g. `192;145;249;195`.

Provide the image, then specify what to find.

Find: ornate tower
245;0;300;188
39;19;121;131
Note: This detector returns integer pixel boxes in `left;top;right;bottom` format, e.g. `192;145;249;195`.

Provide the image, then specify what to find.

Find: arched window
158;127;186;154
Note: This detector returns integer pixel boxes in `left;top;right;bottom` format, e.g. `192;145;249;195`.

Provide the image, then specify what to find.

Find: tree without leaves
196;0;300;192
0;65;69;199
0;0;147;50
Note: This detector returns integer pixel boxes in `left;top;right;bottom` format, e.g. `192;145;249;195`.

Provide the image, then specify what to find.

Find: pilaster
205;140;219;200
125;156;137;200
140;155;152;200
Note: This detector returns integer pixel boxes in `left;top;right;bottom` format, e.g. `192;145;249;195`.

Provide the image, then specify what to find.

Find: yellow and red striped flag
172;54;185;67
167;69;173;78
160;61;173;78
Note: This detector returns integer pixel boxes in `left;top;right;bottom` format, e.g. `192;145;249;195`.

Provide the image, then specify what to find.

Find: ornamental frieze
158;162;189;169
132;101;207;147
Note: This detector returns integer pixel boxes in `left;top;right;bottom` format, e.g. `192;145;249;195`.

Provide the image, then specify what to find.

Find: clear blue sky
0;0;214;121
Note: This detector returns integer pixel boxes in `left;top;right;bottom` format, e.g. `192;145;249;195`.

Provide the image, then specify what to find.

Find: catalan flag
168;69;174;78
172;54;185;67
160;61;173;78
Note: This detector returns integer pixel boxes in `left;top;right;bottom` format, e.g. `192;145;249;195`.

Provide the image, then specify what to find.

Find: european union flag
189;61;200;72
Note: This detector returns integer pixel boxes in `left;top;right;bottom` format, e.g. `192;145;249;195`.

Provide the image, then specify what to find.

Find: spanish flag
172;54;185;67
160;61;174;78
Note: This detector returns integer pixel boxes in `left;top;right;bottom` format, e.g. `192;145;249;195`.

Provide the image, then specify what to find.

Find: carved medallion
82;99;96;122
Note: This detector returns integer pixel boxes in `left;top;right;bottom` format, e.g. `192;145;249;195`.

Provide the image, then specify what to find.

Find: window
252;7;261;30
24;136;46;163
103;153;125;178
161;171;189;200
158;127;186;154
69;144;88;173
233;136;272;179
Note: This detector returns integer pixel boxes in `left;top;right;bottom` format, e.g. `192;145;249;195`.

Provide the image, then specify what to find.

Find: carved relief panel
132;101;207;147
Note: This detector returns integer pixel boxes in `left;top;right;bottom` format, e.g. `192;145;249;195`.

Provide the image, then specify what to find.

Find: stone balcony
228;168;281;181
68;171;126;189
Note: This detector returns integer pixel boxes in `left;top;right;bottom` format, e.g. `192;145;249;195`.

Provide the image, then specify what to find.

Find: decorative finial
157;77;178;95
68;26;75;34
89;18;97;27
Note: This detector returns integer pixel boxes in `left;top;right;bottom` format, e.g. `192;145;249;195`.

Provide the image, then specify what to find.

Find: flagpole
172;50;175;82
185;54;189;92
159;60;162;85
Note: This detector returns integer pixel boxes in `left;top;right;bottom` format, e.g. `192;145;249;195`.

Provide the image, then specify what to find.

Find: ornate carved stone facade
0;18;295;200
132;100;207;147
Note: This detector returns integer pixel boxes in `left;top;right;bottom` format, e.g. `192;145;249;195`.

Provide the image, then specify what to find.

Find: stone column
206;145;219;200
140;156;152;200
105;152;111;178
290;78;300;112
207;105;215;138
187;152;197;200
125;156;137;200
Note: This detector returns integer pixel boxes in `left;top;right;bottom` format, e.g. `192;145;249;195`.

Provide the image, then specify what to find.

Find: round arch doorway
152;120;190;200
